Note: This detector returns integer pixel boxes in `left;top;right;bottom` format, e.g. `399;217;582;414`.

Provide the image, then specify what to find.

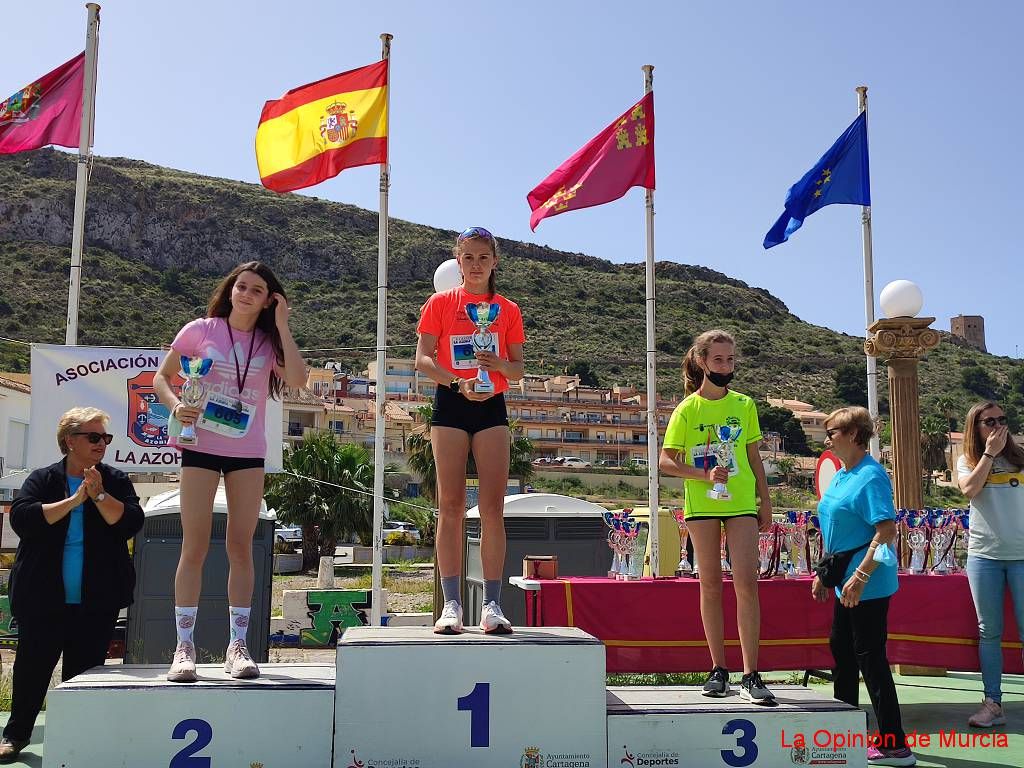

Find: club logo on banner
28;345;283;473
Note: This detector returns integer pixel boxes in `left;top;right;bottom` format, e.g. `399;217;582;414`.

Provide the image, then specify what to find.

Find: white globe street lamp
879;279;924;319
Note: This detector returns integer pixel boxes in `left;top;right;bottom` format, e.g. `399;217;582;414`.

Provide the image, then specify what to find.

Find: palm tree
920;414;950;493
265;431;398;571
405;404;535;500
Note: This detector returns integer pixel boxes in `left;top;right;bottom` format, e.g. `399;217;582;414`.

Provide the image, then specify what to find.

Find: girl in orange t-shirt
416;227;526;635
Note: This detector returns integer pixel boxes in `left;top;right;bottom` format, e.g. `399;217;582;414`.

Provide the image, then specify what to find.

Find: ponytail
682;329;736;396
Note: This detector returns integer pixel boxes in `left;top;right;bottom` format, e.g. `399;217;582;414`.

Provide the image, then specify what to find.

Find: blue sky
6;1;1022;357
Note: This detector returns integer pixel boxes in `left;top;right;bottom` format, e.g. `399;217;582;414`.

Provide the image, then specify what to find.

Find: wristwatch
95;492;107;502
448;377;461;394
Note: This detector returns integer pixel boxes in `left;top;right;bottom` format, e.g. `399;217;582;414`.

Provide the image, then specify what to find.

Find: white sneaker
166;641;197;683
479;601;513;635
434;600;464;635
224;639;259;679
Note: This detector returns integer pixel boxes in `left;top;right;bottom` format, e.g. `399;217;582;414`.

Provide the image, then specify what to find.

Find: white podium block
335;626;606;768
607;686;867;768
44;664;335;768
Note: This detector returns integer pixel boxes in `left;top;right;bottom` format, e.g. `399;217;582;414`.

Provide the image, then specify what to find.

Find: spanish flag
256;60;387;193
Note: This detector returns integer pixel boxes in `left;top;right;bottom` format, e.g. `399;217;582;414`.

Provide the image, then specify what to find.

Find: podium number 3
170;718;212;768
721;718;757;767
457;682;490;747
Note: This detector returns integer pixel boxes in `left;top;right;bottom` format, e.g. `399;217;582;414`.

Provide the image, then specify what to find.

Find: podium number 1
457;682;490;747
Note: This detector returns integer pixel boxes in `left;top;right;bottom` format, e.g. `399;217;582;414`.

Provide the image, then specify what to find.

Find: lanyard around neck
226;322;258;406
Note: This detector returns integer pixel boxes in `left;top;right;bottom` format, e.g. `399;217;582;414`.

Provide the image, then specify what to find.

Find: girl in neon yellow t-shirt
658;329;775;705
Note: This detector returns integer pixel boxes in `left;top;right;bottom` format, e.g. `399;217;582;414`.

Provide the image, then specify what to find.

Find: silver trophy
719;526;732;577
905;519;929;575
175;356;213;446
623;521;649;580
786;511;809;577
707;425;742;500
758;529;776;578
603;512;624;578
465;301;500;394
930;513;959;574
672;509;693;576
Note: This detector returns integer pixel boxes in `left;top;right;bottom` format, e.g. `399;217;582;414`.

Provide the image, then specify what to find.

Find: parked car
383;520;422;543
275;523;303;546
596;459;620;468
532;457;554;465
560;456;592;468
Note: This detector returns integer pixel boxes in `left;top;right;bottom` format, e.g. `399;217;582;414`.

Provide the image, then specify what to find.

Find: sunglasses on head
979;415;1008;428
458;226;494;242
73;431;113;445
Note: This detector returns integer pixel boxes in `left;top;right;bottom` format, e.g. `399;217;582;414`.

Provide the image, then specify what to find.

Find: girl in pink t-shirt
415;227;526;635
154;261;306;682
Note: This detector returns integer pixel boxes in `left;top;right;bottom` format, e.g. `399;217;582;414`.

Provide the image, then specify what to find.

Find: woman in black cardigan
0;407;144;763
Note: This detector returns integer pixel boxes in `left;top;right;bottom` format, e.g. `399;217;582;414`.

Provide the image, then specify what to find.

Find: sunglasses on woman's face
979;415;1008;428
825;428;843;439
73;432;114;445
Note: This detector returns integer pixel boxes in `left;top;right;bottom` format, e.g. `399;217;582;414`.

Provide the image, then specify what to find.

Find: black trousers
4;604;118;742
830;596;907;750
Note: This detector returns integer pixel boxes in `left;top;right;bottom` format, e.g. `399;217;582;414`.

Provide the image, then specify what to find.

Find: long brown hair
963;401;1024;470
682;329;736;395
206;261;287;399
454;231;499;299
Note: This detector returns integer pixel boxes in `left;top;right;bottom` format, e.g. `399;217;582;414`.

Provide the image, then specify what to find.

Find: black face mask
705;370;734;387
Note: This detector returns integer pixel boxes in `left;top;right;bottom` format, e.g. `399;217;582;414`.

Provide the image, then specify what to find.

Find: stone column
864;317;941;510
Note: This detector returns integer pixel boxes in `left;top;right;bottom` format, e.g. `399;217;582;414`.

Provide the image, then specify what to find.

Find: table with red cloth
521;574;1023;674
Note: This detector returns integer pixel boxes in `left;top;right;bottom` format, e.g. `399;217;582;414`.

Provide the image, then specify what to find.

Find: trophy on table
929;510;960;574
672;509;693;576
786;511;810;577
706;425;742;500
465;301;500;394
719;525;732;577
623;520;649;580
904;515;930;574
173;356;213;446
808;515;823;571
603;511;625;578
757;527;777;579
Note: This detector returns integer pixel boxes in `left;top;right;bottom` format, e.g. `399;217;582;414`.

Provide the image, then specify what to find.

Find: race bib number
450;334;499;370
198;392;254;438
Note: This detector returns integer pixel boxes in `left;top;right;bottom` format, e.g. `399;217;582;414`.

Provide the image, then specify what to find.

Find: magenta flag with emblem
0;52;85;155
527;92;655;231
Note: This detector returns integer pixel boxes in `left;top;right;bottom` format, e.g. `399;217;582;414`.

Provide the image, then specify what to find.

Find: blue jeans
965;554;1024;703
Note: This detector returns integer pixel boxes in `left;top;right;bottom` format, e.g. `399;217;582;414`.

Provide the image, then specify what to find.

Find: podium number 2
721;718;757;767
170;718;212;768
457;682;490;747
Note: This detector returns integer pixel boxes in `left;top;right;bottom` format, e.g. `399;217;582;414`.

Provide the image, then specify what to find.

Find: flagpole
642;64;660;576
856;86;880;459
65;2;101;345
370;32;393;628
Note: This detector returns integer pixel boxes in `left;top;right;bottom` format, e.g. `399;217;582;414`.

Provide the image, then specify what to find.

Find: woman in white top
957;401;1024;728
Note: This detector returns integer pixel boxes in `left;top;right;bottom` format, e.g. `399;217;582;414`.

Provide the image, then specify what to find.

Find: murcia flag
527;92;655;231
0;52;85;155
256;60;388;193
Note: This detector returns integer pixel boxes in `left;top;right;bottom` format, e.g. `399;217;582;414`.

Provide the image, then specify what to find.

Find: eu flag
763;112;870;248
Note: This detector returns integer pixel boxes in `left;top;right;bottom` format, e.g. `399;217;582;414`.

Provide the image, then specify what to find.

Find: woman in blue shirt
812;407;915;768
1;407;143;762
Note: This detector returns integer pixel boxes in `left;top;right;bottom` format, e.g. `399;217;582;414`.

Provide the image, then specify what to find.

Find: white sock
229;606;251;644
175;606;198;646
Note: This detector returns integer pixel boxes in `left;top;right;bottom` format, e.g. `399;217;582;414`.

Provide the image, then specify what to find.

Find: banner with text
28;345;283;473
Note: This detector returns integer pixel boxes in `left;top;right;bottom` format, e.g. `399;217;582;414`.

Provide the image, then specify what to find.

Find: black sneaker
702;666;730;697
740;671;777;706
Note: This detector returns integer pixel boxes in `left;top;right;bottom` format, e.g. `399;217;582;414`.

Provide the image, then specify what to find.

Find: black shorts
181;448;265;475
431;385;509;435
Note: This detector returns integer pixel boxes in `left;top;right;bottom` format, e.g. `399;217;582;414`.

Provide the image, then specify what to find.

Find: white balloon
433;258;462;293
879;279;924;319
